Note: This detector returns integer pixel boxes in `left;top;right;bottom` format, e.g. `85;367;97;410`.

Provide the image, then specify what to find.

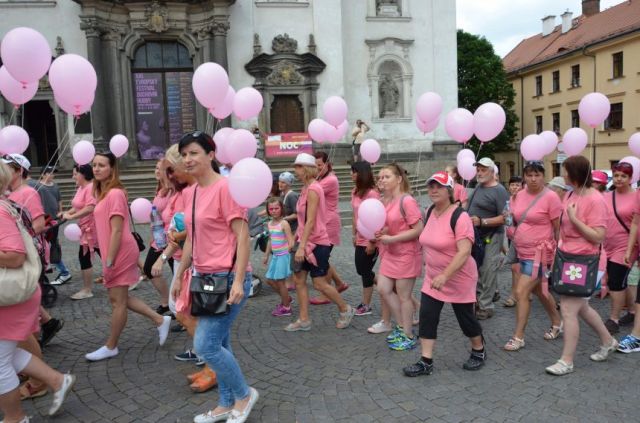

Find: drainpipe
519;75;524;172
582;46;597;166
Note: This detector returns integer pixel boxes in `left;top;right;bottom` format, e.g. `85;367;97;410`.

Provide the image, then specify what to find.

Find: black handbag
128;208;146;252
188;186;233;316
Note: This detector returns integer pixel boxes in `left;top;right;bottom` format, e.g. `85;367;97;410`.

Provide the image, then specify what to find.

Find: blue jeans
194;272;252;407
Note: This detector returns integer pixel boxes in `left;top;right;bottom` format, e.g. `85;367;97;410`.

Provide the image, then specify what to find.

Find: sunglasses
612;162;633;171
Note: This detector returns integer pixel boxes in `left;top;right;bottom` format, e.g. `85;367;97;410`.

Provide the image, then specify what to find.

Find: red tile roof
503;0;640;73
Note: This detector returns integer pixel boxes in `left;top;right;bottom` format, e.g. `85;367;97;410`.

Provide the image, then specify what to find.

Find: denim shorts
519;260;544;279
299;244;332;278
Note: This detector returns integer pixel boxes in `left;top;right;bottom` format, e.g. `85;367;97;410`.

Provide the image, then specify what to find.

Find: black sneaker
492;291;501;302
155;305;170;315
170;323;186;333
403;359;433;377
174;349;199;362
463;349;486;371
40;318;64;347
604;319;620;334
619;312;635;326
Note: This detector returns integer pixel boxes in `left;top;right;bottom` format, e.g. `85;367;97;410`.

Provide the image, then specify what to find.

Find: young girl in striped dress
263;198;295;316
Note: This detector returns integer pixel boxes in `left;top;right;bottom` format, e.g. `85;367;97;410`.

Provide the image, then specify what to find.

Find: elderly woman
0;162;75;421
546;156;617;375
403;171;485;377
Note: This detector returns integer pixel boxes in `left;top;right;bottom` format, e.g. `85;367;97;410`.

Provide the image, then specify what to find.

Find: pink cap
591;170;608;184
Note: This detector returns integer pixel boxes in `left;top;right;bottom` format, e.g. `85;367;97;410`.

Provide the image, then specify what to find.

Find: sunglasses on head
613;162;633;171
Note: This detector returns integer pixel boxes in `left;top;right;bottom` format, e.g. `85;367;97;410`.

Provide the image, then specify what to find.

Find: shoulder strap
424;204;435;225
398;194;410;222
559;191;574;227
612;191;630;233
513;188;549;227
466;186;479;211
191;186;197;251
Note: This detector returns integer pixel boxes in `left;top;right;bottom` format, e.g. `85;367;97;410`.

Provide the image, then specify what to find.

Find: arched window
131;41;196;159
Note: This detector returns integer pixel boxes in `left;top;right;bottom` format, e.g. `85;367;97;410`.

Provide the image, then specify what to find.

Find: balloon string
8;106;18;126
475;142;483;160
415;143;423;196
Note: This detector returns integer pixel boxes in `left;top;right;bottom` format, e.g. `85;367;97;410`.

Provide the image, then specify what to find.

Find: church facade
0;0;457;168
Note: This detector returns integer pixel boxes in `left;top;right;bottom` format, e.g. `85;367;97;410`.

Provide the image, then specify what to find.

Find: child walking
263;198;295;316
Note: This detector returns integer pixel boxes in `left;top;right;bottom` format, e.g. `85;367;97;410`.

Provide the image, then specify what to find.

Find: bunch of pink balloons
360;139;381;164
63;224;82;242
578;92;610;128
0;125;29;155
620;156;640;184
415;92;442;134
49;54;97;117
628;133;640;156
228;158;273;208
357;199;386;240
456;148;476;181
445;108;474;144
473;102;506;142
307;97;349;143
109;134;129;158
1;27;51;86
72;140;95;165
0;66;38;107
130;198;153;223
562;127;588;156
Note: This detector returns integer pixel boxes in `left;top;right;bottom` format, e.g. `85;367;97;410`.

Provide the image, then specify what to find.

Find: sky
456;0;626;57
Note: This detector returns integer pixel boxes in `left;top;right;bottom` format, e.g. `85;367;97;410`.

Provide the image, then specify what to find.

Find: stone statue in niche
377;0;400;17
378;75;400;117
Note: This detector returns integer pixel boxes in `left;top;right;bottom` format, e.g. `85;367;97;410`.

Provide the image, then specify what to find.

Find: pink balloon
228;157;272;208
72;140;95;165
562;127;588;156
473;102;506;142
322;96;348;127
620;156;640;184
457;157;477;181
539;130;559;155
308;118;328;142
629;133;640;156
520;134;546;161
130;198;153;224
334;120;349;141
0;27;51;84
0;125;29;154
356;219;376;241
578;92;610;128
416;92;443;124
210;86;235;120
360;138;381;164
233;87;263;121
445;108;474;143
416;117;439;134
63;223;82;242
109;134;129;158
225;128;257;164
325;122;346;143
358;198;386;232
54;90;94;117
0;66;37;106
192;62;229;109
213;127;234;164
49;54;97;101
457;148;475;163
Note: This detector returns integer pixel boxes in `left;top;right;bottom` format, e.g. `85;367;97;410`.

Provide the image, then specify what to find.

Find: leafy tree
457;29;518;157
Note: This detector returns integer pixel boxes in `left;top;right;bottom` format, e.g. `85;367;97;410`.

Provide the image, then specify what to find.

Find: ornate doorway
270;95;304;133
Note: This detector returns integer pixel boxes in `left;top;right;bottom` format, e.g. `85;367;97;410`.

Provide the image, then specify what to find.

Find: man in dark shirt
467;158;509;319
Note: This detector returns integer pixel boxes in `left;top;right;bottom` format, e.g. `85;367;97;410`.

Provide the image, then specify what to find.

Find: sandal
19;380;48;400
544;324;563;340
503;337;525;351
190;367;217;393
503;297;517;307
284;319;311;332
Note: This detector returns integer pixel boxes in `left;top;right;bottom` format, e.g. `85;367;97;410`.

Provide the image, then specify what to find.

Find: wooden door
270;95;304;133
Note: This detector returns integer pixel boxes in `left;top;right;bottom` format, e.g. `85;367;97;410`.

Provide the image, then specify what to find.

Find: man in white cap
467;157;510;319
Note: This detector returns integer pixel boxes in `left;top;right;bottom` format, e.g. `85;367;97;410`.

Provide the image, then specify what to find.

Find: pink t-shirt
71;183;97;249
351;189;381;247
379;194;422;279
420;206;477;303
93;189;140;288
296;181;331;247
163;191;185;261
0;205;41;341
453;183;468;205
183;179;247;274
511;189;562;260
317;173;341;246
604;190;636;264
559;191;608;255
9;185;45;221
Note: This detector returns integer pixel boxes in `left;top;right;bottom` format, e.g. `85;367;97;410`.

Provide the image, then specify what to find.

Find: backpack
398;194;463;234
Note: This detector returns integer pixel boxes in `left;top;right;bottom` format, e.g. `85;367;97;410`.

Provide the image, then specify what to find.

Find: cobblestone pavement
17;227;640;422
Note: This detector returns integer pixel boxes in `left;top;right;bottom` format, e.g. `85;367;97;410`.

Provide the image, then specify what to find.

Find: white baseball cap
294;153;316;167
2;153;31;171
474;157;495;169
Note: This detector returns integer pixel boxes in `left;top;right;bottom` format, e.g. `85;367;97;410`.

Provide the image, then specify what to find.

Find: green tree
457;29;518;157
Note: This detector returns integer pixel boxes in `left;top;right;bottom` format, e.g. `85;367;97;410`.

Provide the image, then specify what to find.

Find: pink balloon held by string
63;224;82;242
233;87;263;121
0;125;29;155
210;86;235;120
192;62;229;109
0;27;52;84
562;127;588;156
130;198;153;224
225;128;257;164
578;92;610;128
620;156;640;184
520;134;546;161
109;134;129;158
72;140;95;165
415;92;443;124
0;66;38;106
358;198;386;232
360;139;381;164
473;102;506;143
228;158;273;208
213;127;234;164
445;108;474;144
322;96;348;127
628;133;640;156
457;157;477;181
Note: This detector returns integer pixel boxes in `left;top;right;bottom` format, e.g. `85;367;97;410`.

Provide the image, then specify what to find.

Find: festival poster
265;132;313;158
133;72;167;159
165;71;196;145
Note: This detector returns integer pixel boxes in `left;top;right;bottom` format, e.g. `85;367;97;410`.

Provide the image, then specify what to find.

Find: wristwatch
481;219;488;227
161;253;168;262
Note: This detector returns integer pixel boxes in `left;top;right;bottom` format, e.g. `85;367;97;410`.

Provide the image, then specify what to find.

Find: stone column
102;30;126;141
194;27;214;130
81;19;108;146
402;75;411;118
212;20;230;71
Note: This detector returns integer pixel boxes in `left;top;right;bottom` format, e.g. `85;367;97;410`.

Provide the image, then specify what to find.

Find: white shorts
0;340;32;395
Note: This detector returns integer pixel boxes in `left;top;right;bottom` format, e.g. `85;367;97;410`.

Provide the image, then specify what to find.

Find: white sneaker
51;273;72;286
49;373;76;416
193;409;232;423
227;387;259;423
368;320;392;334
590;337;619;362
85;346;119;362
157;315;171;346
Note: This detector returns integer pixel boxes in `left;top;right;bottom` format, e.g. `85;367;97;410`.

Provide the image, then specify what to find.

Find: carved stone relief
272;34;297;53
267;61;302;85
145;1;169;33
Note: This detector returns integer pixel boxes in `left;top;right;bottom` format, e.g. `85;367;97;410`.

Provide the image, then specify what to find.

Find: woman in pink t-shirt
309;152;349;305
284;153;354;332
171;132;258;422
85;152;171;362
503;161;562;352
603;162;635;335
445;164;468;209
403;171;485;376
545;156;617;376
0;162;75;420
376;163;424;351
61;164;98;300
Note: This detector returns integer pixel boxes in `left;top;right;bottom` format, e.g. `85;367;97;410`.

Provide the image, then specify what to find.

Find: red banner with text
264;133;313;158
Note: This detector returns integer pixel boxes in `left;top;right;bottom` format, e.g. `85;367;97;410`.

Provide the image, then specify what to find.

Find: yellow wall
504;31;640;179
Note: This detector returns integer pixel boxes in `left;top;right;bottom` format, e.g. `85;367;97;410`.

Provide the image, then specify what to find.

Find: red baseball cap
591;170;608;184
427;171;454;188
